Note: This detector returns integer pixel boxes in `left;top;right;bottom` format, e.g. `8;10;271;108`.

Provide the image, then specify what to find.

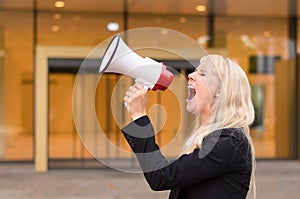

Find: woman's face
186;65;220;117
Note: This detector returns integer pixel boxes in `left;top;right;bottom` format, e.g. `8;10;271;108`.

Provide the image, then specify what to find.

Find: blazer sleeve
121;116;243;191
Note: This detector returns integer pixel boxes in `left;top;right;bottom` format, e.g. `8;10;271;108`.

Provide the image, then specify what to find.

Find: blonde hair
183;54;256;198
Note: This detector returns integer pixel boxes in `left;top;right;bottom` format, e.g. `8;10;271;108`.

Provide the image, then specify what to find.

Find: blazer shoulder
209;128;248;142
201;128;250;158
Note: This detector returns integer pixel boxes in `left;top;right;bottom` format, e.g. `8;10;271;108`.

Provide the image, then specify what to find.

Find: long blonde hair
183;54;256;198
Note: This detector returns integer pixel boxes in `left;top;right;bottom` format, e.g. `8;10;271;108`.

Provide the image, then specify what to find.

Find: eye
197;72;206;77
195;68;206;77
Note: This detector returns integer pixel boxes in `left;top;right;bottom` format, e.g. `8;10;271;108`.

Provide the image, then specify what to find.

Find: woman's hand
124;82;148;120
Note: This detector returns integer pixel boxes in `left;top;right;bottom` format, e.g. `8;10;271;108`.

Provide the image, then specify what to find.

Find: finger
129;85;137;92
131;84;147;93
133;82;145;90
133;81;143;87
124;95;129;101
125;91;132;97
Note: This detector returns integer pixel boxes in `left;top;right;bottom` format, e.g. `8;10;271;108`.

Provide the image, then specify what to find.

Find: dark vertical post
207;0;215;48
288;0;298;159
123;0;128;41
288;0;297;59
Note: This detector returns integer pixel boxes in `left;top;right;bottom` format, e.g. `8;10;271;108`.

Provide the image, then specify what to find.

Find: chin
186;107;192;113
186;104;198;115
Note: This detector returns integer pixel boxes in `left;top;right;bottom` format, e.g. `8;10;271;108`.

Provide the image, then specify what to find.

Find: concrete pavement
0;160;299;199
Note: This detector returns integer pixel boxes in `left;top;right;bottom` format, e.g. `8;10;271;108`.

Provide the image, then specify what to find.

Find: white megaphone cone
98;34;174;91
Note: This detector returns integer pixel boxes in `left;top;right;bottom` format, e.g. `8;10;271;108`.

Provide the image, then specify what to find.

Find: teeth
188;85;194;90
187;85;196;100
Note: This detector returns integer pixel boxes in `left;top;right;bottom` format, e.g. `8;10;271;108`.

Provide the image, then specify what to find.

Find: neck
199;111;211;126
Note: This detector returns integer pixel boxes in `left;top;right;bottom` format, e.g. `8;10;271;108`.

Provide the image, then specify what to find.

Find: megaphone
98;34;174;91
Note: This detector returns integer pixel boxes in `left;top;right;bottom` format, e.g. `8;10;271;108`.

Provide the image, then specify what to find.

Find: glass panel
48;74;87;159
48;72;103;169
128;14;207;43
33;0;296;165
215;15;289;158
0;9;34;161
37;11;123;46
0;0;297;166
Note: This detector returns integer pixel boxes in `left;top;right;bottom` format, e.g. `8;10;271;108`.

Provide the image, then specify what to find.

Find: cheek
195;83;211;103
207;76;220;93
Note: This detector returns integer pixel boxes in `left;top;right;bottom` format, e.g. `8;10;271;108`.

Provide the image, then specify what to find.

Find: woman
122;54;256;199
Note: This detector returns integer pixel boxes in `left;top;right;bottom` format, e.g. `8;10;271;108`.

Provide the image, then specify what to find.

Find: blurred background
0;0;299;173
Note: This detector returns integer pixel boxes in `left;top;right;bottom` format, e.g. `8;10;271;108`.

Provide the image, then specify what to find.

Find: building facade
0;0;299;172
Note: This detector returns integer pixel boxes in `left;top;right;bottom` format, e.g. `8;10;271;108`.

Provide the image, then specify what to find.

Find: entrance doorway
48;58;137;169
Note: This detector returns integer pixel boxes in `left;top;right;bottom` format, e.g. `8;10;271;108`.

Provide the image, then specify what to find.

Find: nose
188;72;195;81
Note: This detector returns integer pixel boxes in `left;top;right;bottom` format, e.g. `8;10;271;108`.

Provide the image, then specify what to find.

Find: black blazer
121;116;252;199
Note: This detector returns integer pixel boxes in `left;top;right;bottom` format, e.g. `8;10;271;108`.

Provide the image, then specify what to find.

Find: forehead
196;63;215;74
197;57;219;72
196;65;220;84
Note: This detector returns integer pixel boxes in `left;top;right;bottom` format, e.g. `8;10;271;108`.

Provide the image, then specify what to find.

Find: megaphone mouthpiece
151;63;173;91
99;34;174;91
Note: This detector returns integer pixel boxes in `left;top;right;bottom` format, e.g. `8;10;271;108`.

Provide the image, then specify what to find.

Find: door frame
34;45;94;172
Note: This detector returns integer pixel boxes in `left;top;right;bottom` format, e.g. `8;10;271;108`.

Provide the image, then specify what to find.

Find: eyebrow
195;68;207;72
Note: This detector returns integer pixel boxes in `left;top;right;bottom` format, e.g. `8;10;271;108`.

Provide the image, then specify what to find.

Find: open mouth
187;85;196;100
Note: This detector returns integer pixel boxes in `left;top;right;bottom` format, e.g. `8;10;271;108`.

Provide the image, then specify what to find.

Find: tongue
188;89;196;100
